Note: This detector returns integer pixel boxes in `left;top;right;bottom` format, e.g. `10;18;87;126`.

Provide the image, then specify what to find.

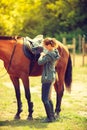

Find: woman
38;37;60;123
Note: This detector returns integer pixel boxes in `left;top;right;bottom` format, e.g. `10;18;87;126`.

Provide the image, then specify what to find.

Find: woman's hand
40;52;45;57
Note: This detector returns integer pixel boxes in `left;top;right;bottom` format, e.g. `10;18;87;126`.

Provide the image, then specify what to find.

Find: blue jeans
41;82;52;104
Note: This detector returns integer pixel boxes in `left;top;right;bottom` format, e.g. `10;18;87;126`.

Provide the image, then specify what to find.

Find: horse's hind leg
10;76;22;119
55;85;64;117
54;77;64;118
21;76;33;120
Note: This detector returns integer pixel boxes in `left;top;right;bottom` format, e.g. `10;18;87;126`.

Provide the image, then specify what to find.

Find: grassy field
0;55;87;130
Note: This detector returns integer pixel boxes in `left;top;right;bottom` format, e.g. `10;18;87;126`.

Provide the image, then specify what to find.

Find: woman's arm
38;52;51;65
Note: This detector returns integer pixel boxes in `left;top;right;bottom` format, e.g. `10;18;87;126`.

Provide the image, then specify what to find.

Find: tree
0;0;87;38
0;0;38;36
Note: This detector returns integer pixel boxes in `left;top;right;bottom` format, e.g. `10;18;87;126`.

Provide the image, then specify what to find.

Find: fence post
78;34;82;53
72;38;76;66
82;37;85;66
62;37;66;45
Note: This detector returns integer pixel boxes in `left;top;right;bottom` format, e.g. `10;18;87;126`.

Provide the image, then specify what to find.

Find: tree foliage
0;0;87;39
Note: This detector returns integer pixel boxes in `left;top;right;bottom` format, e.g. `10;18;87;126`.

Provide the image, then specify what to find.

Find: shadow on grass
0;117;50;129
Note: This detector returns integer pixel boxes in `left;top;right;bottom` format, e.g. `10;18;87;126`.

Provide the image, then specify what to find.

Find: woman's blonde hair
43;37;58;48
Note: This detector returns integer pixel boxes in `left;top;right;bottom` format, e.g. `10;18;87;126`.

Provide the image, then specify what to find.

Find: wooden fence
63;36;87;66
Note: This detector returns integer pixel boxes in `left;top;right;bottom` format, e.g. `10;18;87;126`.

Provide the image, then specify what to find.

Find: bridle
0;37;17;78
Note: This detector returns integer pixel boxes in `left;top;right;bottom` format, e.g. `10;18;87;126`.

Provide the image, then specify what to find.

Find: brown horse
0;36;72;120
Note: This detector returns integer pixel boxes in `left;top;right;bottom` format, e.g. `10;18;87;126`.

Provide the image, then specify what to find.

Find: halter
0;37;17;78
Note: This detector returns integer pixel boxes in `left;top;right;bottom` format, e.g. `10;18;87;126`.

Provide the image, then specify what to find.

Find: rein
0;38;17;78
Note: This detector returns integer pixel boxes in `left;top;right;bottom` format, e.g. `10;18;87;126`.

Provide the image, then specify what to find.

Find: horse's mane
0;36;22;40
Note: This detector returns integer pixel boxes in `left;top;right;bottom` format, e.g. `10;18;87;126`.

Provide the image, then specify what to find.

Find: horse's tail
64;54;72;92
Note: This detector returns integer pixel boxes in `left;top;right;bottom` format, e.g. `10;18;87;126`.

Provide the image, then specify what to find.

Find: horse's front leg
22;76;33;120
10;76;22;119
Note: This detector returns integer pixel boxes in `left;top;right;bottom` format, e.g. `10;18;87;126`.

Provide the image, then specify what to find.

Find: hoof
27;116;33;120
55;112;60;120
14;115;20;120
14;109;23;120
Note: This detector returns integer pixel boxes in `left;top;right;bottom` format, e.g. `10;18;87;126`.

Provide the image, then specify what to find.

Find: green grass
0;63;87;130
